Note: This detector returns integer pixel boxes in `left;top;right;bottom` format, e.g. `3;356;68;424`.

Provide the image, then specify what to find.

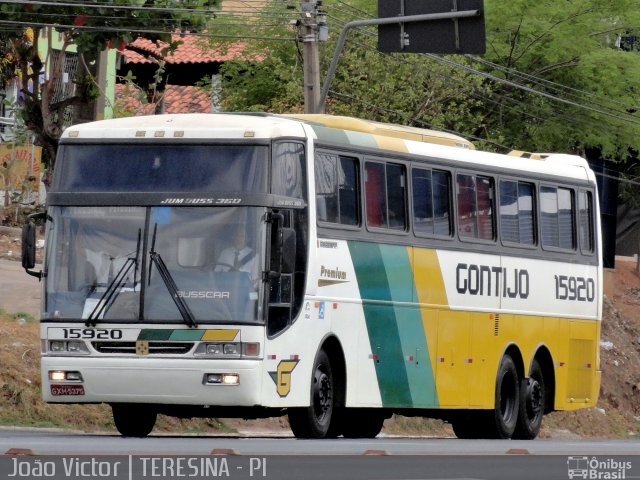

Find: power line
0;19;296;42
324;3;640;130
465;54;639;118
0;0;219;14
328;89;514;151
323;13;609;132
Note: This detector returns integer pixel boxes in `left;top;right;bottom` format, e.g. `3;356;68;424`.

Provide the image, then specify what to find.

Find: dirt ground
1;223;639;437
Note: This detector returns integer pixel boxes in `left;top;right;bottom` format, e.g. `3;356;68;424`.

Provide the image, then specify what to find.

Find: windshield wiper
86;229;142;327
148;223;197;328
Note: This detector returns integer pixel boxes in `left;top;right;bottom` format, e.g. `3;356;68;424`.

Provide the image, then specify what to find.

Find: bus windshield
44;206;265;324
54;144;268;193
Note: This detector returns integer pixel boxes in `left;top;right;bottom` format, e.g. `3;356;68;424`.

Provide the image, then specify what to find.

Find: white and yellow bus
22;113;601;439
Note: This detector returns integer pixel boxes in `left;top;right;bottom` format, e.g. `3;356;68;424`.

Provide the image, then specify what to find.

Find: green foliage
0;0;219;55
0;0;220;184
217;0;640;166
217;0;497;148
482;0;640;157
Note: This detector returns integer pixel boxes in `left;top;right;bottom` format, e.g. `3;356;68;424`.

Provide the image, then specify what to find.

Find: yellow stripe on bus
201;330;240;341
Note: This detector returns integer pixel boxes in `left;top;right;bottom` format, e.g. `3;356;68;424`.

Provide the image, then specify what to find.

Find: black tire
112;404;157;437
341;409;385;438
513;359;545;439
486;354;520;439
288;350;335;438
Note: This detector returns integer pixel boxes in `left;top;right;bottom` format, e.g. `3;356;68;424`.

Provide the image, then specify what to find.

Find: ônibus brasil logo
567;456;633;479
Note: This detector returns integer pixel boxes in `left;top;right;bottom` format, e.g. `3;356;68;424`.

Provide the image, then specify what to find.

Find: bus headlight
48;341;90;355
195;342;260;359
49;370;84;382
203;373;239;385
223;343;240;355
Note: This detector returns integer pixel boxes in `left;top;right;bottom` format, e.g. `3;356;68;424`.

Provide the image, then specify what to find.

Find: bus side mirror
22;212;46;280
281;228;296;274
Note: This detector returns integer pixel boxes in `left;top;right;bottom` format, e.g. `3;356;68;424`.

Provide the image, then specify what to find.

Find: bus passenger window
541;186;575;250
365;162;387;227
578;191;594;253
386;164;406;229
315;152;359;226
500;180;535;245
365;161;407;230
457;174;495;241
412;168;452;236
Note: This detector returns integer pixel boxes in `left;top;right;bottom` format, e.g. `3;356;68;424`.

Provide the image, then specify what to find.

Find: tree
0;0;220;184
214;0;640;162
480;0;640;157
217;0;498;149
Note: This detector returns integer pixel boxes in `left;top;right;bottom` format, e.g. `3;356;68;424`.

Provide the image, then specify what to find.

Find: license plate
51;384;85;396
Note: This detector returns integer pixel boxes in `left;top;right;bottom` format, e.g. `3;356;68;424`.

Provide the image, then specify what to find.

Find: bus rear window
54;144;269;193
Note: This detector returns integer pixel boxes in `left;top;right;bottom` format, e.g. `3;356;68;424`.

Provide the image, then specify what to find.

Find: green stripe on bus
343;130;379;150
379;244;437;408
310;125;351;145
138;329;173;340
348;241;413;407
169;330;205;341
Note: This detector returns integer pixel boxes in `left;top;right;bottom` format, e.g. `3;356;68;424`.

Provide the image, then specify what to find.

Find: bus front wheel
288;349;336;438
111;404;157;437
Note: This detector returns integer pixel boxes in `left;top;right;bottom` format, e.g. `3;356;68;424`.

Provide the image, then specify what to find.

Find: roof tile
115;83;212;115
126;34;251;65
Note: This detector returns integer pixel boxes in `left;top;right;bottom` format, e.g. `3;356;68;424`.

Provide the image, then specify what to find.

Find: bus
22;113;602;439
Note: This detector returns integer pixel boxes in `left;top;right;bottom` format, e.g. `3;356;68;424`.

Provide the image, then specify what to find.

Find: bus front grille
92;341;195;355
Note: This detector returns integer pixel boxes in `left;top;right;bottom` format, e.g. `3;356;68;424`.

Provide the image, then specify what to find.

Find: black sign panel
378;0;486;54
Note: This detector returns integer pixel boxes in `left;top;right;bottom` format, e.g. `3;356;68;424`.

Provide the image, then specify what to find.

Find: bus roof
61;113;308;141
60;113;594;184
282;114;475;150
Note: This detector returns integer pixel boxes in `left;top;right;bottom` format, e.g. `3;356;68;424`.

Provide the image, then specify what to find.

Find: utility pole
300;0;321;114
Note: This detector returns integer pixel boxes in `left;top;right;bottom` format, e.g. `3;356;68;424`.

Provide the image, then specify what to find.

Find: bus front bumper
41;356;263;406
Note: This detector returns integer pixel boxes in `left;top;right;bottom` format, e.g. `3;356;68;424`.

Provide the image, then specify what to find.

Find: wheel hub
526;379;543;418
313;370;332;422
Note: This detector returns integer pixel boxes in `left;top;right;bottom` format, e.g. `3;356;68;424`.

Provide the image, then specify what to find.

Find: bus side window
386;163;406;230
272;142;306;199
365;162;386;227
499;180;536;245
457;173;495;241
541;185;575;250
412;168;452;237
315;153;359;226
578;190;595;253
365;161;407;230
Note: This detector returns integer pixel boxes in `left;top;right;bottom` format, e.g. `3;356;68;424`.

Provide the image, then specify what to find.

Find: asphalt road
1;431;640;480
0;259;41;318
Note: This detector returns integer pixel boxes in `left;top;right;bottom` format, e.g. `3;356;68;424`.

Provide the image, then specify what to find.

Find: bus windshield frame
43;205;267;326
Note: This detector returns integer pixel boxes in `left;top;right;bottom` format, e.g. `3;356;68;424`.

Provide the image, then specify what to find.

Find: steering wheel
214;262;239;272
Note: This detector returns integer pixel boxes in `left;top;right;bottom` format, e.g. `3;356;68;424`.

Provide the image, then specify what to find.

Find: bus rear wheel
341;409;386;438
453;355;520;439
513;359;545;439
111;404;157;437
288;349;336;438
487;354;520;439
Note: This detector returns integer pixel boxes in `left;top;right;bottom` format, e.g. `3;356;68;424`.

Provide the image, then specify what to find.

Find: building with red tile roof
117;33;258;114
115;83;212;116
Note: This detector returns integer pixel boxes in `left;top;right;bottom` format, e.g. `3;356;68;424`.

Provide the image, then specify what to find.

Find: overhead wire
328;89;514;151
324;5;640;135
4;0;640;164
323;12;606;134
